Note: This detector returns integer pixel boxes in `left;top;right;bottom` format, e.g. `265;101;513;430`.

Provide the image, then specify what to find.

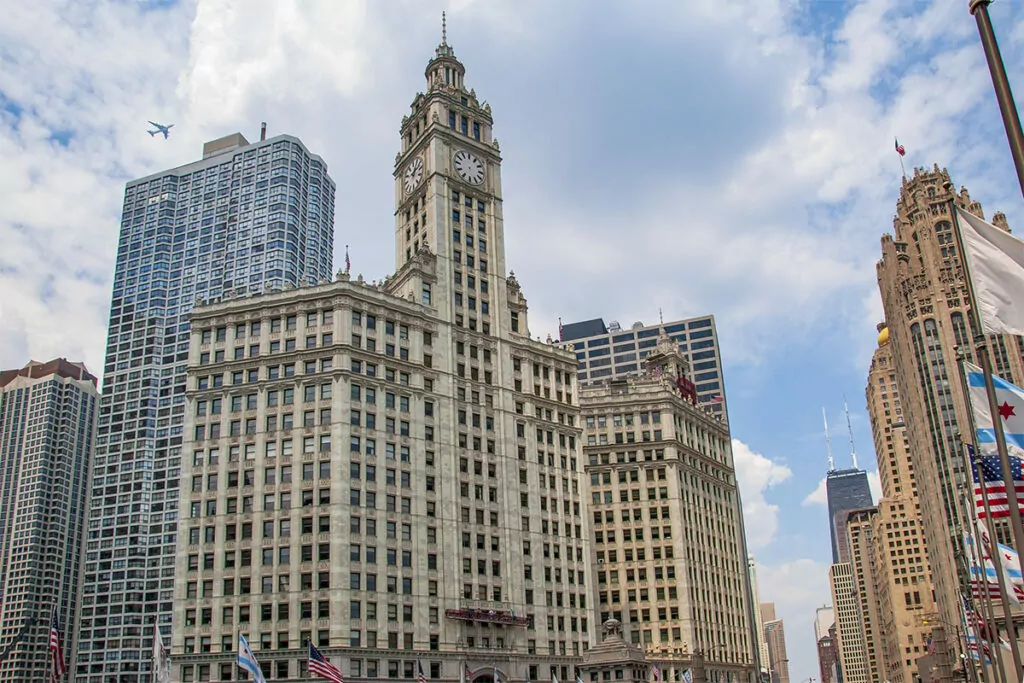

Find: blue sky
4;0;1024;680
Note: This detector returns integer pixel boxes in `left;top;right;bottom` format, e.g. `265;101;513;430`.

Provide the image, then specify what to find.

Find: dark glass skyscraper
561;315;728;420
826;468;873;563
75;132;335;682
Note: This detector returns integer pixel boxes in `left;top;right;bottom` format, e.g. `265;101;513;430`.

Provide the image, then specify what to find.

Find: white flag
957;206;1024;336
153;625;171;683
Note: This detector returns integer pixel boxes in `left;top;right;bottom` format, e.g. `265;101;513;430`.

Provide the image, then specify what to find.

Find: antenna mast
844;396;859;469
823;407;835;472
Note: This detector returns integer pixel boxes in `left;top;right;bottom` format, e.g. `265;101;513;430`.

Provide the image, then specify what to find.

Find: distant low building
817;625;840;683
759;604;789;683
814;606;838;683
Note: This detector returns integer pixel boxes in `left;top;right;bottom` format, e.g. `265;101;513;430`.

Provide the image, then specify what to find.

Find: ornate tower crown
426;12;465;90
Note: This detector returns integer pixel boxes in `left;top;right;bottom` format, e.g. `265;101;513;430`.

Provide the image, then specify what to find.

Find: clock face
403;157;423;194
453;150;485;185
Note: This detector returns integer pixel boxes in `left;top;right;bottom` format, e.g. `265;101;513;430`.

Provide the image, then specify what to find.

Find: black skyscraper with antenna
824;404;874;563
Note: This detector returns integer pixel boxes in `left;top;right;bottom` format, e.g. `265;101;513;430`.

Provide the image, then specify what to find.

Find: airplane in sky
147;121;173;139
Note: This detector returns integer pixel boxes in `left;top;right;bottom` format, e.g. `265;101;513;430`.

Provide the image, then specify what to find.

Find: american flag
418;662;428;683
966;606;1012;653
895;138;906;156
652;665;662;683
49;607;66;683
970;567;1002;600
970;448;1024;519
309;642;345;683
962;603;994;664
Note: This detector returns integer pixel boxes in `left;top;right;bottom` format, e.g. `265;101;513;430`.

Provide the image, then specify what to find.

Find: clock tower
387;17;593;675
394;15;523;338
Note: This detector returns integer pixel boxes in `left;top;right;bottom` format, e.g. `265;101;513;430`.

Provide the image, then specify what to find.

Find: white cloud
1;0;1019;377
732;439;793;549
803;477;828;507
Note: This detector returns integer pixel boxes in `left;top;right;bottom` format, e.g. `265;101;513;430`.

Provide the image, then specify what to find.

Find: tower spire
844;396;859;469
441;11;447;46
823;407;835;472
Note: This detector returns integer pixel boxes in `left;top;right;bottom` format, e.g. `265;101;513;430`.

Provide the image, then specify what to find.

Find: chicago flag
965;361;1024;462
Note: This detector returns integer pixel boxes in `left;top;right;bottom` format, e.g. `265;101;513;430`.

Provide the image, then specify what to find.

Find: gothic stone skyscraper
0;360;99;681
170;29;592;682
875;166;1024;649
77;133;335;681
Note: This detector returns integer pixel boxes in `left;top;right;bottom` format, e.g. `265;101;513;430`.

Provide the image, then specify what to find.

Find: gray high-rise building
560;316;727;421
75;133;335;682
0;359;99;682
825;469;873;564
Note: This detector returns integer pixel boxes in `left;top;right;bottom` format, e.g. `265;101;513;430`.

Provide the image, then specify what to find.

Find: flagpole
947;185;1024;566
975;453;1019;683
955;352;1007;683
969;0;1024;202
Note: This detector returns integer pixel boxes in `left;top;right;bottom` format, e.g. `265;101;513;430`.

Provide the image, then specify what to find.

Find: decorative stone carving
432;111;439;123
603;618;623;638
492;138;500;151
